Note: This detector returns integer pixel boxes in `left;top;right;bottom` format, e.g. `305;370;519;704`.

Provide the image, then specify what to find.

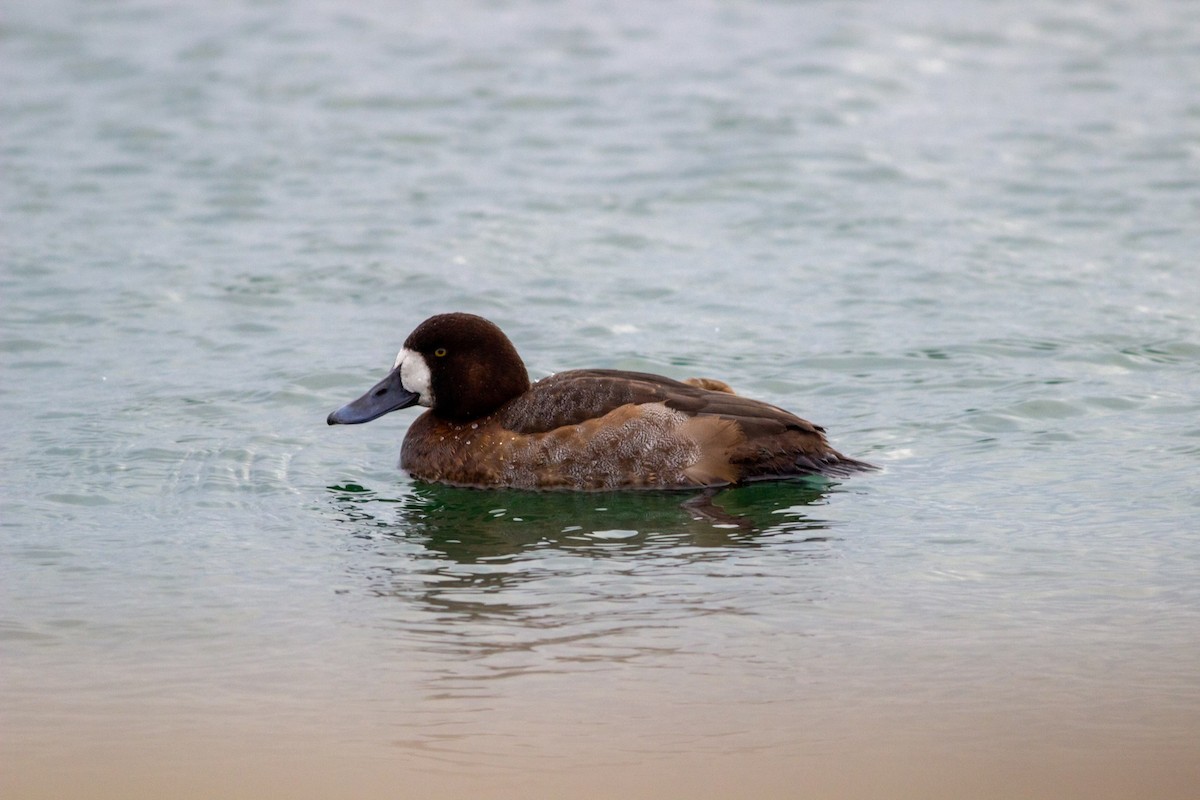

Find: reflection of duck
328;479;834;564
328;313;875;490
328;481;839;678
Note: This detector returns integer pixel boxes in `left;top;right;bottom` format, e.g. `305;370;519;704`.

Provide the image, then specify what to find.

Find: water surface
3;0;1199;798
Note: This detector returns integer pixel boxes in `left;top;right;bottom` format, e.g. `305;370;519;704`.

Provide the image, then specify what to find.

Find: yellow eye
434;348;447;357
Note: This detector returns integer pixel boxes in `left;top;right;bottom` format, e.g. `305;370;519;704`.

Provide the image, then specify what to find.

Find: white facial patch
393;347;434;407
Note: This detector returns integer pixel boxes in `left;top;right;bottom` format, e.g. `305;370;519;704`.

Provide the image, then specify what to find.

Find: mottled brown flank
402;403;736;490
400;369;871;490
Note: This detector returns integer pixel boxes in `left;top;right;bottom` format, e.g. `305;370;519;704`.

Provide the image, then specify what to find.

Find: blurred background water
2;0;1199;797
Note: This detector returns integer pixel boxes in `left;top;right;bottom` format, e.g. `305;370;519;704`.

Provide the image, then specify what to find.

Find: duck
327;312;875;490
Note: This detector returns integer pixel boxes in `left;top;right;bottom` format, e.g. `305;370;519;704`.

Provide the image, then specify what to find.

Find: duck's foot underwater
679;487;755;531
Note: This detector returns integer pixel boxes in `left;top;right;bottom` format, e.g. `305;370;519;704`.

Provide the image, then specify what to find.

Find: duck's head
327;312;531;426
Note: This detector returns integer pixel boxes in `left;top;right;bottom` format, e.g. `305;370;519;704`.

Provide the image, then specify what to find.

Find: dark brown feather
491;368;871;484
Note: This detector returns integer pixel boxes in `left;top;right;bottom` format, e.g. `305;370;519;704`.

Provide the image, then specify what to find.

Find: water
3;0;1199;797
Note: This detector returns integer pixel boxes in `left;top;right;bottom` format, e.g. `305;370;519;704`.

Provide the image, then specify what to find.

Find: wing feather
495;368;872;480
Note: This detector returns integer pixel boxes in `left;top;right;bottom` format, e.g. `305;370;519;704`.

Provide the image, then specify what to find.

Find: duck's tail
800;449;879;478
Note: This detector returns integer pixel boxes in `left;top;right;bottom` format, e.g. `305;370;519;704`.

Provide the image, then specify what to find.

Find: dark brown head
327;313;531;426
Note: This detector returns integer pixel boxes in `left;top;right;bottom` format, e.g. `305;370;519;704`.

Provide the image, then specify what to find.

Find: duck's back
400;369;872;490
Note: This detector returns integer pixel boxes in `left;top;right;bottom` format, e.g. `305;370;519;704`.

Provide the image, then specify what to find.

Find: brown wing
649;377;872;477
494;368;871;478
495;370;691;434
500;368;821;434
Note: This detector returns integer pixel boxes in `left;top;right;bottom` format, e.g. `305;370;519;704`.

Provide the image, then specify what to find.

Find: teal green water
3;1;1200;798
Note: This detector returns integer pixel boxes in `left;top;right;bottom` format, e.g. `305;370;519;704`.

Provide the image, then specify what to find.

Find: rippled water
3;0;1200;797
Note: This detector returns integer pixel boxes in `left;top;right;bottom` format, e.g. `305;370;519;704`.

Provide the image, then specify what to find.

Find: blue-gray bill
327;368;419;425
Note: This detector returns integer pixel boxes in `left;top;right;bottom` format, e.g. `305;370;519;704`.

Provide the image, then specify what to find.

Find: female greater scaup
327;313;874;490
